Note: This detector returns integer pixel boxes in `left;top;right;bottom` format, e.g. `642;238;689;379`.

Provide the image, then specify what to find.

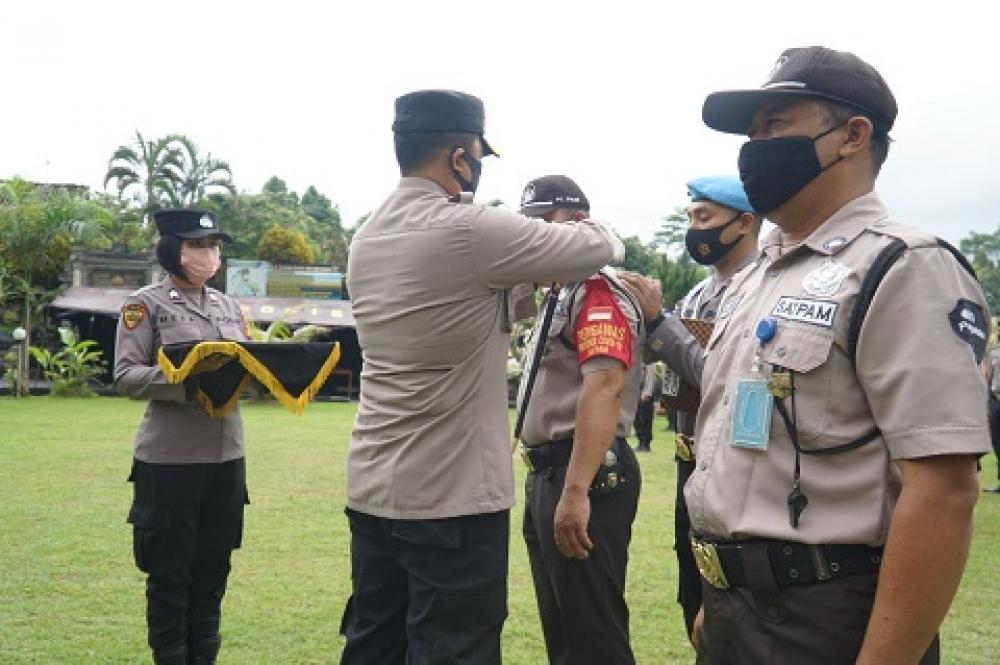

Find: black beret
392;89;496;156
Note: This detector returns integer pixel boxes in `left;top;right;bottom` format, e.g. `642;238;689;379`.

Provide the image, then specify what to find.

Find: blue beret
686;175;754;213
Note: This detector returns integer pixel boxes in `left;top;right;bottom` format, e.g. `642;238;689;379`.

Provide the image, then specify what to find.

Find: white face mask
180;244;221;286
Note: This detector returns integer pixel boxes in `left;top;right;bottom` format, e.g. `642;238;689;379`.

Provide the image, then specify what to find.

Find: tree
0;179;80;395
70;194;149;252
619;235;659;275
960;227;1000;312
300;186;348;268
654;206;688;249
168;134;237;206
257;224;314;264
651;253;706;310
103;130;184;216
650;205;707;309
263;176;298;206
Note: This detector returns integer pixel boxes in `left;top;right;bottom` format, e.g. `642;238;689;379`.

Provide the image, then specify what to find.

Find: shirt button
723;395;730;405
743;329;749;339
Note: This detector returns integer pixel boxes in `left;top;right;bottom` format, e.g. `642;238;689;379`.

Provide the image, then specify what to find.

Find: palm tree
103;131;183;216
167;134;237;206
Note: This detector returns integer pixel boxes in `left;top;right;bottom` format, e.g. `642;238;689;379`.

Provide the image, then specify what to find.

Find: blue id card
731;378;773;450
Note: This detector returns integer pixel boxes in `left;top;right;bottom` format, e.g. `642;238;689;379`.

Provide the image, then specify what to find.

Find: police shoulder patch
948;299;987;363
122;303;147;330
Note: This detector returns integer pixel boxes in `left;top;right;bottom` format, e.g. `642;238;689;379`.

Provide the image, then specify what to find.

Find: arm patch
949;299;987;363
122;303;147;331
574;278;632;368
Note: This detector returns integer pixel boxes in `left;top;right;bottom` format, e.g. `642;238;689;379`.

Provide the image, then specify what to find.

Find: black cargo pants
127;458;248;652
340;509;509;665
522;440;641;665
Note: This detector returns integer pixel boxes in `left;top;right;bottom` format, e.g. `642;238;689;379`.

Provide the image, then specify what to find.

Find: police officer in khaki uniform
114;209;250;665
624;175;761;643
629;47;990;664
341;92;624;665
517;175;644;665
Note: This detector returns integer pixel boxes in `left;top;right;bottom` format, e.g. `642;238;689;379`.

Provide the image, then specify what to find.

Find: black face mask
685;212;745;266
451;146;482;194
737;123;845;215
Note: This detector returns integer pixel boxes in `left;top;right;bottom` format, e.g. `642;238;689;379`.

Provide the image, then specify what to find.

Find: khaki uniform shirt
669;254;758;437
687;192;991;545
114;276;248;464
518;269;645;446
346;177;623;520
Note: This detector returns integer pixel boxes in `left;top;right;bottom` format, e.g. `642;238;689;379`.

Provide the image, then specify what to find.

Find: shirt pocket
760;323;836;443
158;322;203;346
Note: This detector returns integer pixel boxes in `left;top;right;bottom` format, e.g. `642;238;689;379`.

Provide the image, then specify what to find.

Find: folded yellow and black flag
158;341;341;418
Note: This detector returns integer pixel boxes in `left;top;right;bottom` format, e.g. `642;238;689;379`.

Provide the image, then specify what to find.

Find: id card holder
731;377;773;450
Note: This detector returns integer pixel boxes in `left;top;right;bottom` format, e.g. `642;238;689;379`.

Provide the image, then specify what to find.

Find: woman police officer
114;209;250;665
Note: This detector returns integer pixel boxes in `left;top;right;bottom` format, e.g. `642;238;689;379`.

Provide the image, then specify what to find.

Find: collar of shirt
703;250;760;306
761;191;889;262
398;176;450;198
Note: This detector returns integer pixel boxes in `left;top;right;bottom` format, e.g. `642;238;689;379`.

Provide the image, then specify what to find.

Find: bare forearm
566;376;622;492
856;460;978;664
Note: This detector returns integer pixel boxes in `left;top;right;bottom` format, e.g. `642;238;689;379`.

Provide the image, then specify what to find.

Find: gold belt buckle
518;442;535;472
690;537;729;590
675;433;695;461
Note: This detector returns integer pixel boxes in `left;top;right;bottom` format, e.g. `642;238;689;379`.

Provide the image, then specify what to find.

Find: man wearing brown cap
517;175;644;665
636;48;989;664
341;94;624;665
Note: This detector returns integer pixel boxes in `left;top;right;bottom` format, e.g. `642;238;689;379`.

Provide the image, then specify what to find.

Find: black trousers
696;573;940;665
340;509;509;665
675;457;701;639
522;441;641;665
633;399;654;448
127;458;247;652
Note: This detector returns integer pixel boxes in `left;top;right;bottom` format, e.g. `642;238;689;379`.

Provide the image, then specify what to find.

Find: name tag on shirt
771;297;838;328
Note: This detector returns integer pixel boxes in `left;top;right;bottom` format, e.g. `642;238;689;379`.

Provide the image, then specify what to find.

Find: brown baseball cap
702;46;897;135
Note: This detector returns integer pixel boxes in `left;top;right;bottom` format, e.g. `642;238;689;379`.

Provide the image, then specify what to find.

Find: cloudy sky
3;1;998;246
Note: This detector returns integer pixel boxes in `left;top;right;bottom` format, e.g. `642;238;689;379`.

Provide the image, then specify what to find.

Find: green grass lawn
0;397;997;664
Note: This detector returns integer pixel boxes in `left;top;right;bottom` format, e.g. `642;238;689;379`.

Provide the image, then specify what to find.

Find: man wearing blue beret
624;175;762;646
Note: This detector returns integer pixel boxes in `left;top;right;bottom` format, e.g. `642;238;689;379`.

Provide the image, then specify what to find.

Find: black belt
690;535;883;589
522;437;626;473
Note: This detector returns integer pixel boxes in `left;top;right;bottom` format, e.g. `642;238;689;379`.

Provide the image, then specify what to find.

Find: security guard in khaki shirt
341;92;624;665
516;175;644;665
114;209;249;665
637;47;989;664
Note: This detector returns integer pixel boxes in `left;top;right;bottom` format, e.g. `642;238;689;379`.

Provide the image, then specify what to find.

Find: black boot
153;644;188;665
189;635;221;665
